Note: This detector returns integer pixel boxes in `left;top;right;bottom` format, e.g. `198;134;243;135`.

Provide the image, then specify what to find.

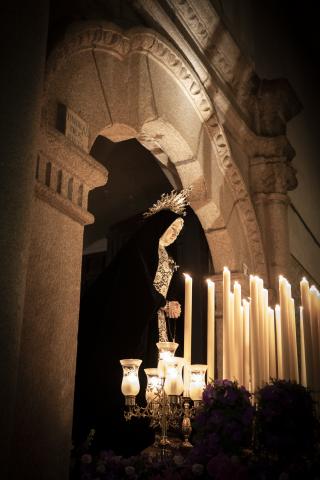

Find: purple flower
203;384;215;404
81;453;92;464
210;410;224;425
192;463;204;476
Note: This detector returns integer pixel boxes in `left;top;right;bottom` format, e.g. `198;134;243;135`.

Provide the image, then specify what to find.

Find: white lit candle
279;276;290;379
268;307;277;379
223;267;231;379
207;279;215;382
257;278;264;384
289;297;299;382
183;274;192;395
310;286;320;393
229;292;235;379
300;277;313;387
189;365;207;401
183;274;192;364
299;307;307;387
275;305;283;378
250;276;260;391
243;299;250;391
120;359;142;397
263;288;269;383
164;358;184;396
157;341;178;378
144;368;162;403
233;281;242;384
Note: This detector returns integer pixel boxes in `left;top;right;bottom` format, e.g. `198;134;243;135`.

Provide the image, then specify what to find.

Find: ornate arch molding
44;22;267;278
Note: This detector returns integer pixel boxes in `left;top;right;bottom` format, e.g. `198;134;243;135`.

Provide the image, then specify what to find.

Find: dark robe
73;210;182;455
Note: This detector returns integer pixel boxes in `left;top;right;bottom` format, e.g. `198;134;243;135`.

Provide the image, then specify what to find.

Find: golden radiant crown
143;186;192;218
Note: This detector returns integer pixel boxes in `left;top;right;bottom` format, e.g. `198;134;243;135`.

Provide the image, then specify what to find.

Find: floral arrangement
255;379;319;456
71;380;320;480
191;380;254;459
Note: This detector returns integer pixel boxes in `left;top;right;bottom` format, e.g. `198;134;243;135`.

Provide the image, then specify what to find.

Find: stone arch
43;21;267;277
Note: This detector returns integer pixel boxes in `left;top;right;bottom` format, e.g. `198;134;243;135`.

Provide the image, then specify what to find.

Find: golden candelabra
120;342;207;454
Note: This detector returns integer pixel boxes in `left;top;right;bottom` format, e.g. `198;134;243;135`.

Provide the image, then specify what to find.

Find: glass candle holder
189;364;207;403
156;341;179;378
164;357;184;397
120;359;142;405
144;368;162;403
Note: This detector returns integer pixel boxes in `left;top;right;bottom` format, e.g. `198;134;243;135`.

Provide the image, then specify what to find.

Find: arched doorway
73;135;214;452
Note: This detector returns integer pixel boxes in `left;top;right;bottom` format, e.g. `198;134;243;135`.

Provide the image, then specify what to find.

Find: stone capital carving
36;125;108;225
250;157;297;195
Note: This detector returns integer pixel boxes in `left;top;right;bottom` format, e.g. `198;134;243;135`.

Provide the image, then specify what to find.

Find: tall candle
299;307;307;387
263;287;269;383
183;274;192;363
229;292;235;379
289;297;299;382
234;281;242;384
286;281;296;380
310;286;320;393
279;276;290;379
300;278;313;387
207;279;215;382
250;276;260;391
223;267;231;379
243;299;250;391
275;304;283;378
257;278;264;383
183;274;192;395
268;307;277;379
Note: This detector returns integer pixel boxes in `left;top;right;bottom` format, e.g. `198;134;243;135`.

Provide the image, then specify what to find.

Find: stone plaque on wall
57;104;89;152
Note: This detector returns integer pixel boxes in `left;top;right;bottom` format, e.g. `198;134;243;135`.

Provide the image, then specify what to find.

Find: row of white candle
183;268;320;394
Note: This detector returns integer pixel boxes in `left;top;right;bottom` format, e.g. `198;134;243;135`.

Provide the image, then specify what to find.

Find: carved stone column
11;127;108;480
0;3;49;474
250;156;297;299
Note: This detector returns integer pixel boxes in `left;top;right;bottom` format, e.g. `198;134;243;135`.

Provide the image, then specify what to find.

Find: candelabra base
142;435;192;462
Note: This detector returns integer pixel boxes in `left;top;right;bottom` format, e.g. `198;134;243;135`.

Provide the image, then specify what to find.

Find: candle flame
183;273;191;280
206;278;213;285
223;266;230;272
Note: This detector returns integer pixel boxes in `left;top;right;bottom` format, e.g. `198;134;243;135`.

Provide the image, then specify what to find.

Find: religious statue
73;188;191;455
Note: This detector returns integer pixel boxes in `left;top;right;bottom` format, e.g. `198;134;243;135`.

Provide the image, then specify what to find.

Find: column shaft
0;3;49;473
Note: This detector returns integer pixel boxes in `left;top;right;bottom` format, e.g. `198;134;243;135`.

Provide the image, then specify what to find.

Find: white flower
173;454;184;466
192;463;204;476
125;465;136;476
